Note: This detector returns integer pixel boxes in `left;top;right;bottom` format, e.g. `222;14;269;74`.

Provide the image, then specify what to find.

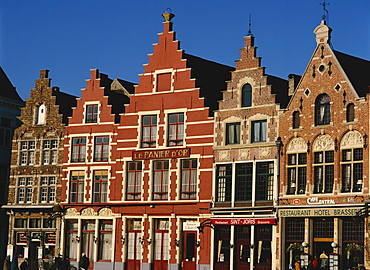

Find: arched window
315;94;330;125
292;111;300;129
242;84;252;107
37;104;46;125
346;103;355;122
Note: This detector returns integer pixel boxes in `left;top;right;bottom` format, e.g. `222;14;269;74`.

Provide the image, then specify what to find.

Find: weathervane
247;14;254;37
320;0;329;23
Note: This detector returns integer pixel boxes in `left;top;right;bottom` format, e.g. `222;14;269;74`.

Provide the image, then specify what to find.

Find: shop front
212;218;276;270
279;206;366;270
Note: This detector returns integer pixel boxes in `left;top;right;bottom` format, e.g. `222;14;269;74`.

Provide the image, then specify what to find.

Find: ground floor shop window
214;225;230;269
255;225;272;265
98;220;112;260
343;218;364;269
285;218;304;267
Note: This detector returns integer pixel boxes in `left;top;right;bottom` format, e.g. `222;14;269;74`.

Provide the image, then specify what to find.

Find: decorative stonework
23;132;34;138
66;208;78;216
286;137;307;153
81;208;95;216
99;208;113;217
340;130;363;148
218;150;230;161
239;149;250;160
259;147;271;158
313;134;334;151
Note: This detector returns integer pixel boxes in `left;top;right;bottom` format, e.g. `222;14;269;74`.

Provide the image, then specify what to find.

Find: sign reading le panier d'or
133;148;190;160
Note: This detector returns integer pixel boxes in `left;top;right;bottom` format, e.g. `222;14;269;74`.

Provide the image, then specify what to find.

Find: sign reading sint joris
132;148;190;160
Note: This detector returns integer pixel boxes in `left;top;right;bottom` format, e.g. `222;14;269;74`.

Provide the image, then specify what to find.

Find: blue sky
1;1;369;100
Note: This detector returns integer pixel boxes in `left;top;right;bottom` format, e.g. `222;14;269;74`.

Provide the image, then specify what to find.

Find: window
99;220;113;261
235;163;252;201
86;104;98;123
180;159;197;199
142;115;157;148
42;139;58;165
153;160;169;200
37;104;46;125
71;137;86;162
251;120;267;143
315;94;331;125
215;226;231;263
292;111;300;129
39;176;56;203
127;161;142;201
216;164;232;202
314;151;334;193
242;83;252;107
346;103;355;122
94;136;109;161
255;162;274;201
70;171;85;203
168;113;184;146
93;170;108;203
20;141;35;166
17;177;33;203
226;122;240;145
341;148;363;192
0;117;12;148
287;153;307;195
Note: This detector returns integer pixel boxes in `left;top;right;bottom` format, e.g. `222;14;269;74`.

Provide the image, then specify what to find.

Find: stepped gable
135;14;233;115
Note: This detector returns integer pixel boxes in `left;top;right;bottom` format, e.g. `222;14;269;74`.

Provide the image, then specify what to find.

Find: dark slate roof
116;78;135;95
183;53;234;114
52;88;78;124
0;67;23;103
333;50;370;97
99;73;135;123
267;75;289;109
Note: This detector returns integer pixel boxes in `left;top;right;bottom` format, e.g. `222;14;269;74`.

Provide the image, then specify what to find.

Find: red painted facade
61;13;232;270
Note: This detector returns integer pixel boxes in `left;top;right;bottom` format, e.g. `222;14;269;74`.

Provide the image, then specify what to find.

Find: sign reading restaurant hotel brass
278;207;361;217
132;148;190;160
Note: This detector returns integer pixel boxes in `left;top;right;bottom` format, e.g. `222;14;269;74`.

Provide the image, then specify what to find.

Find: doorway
182;231;197;270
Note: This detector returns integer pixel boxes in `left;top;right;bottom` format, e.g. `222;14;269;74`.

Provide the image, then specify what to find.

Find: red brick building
61;69;133;269
212;33;288;270
61;12;232;270
278;20;370;270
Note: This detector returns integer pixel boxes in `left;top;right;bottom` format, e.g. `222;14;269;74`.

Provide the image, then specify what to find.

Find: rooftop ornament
162;8;175;22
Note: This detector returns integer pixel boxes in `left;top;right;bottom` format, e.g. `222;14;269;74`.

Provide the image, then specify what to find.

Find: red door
235;241;251;270
182;231;197;270
127;231;142;270
235;226;251;270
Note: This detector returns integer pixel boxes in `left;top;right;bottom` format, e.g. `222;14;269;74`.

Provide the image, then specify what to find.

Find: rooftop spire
162;8;175;22
247;14;254;37
320;0;329;23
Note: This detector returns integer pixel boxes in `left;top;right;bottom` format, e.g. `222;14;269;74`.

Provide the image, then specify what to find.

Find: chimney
288;74;301;96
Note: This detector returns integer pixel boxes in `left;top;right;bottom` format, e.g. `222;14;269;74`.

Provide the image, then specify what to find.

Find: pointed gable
0;67;23;103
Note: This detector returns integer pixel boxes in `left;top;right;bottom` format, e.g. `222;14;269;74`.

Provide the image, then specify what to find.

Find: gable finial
320;0;329;23
247;14;254;37
162;8;175;22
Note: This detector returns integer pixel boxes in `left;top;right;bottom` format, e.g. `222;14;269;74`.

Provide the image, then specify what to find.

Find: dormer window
242;84;252;107
315;94;330;125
